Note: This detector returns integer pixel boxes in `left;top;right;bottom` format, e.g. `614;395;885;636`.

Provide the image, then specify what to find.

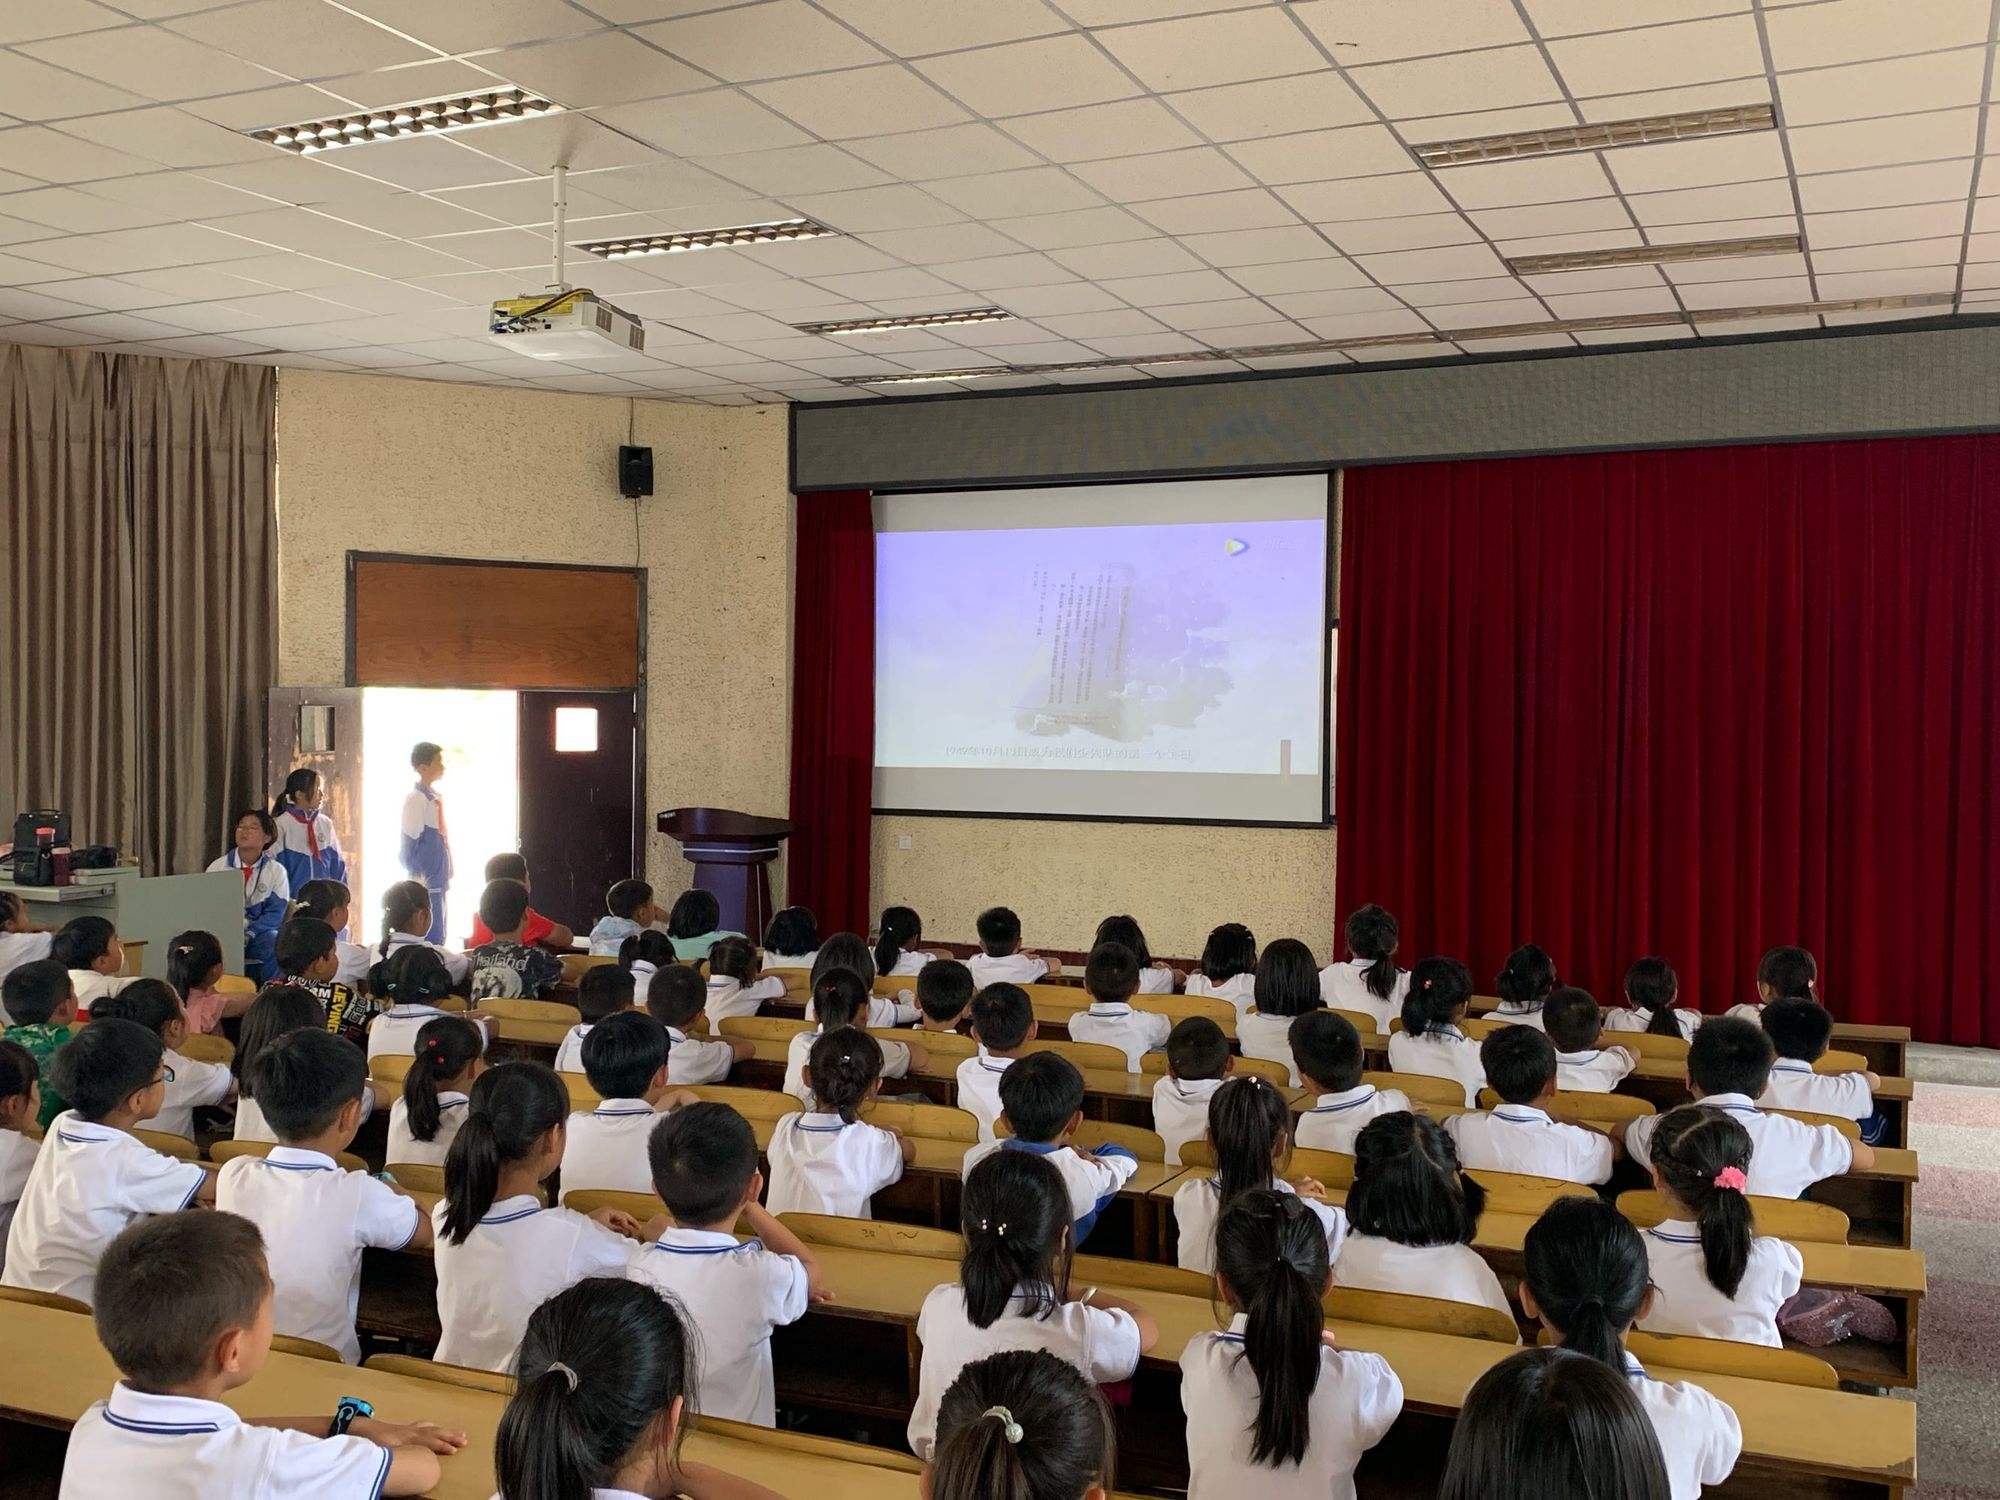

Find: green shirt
9;1023;73;1130
669;929;744;962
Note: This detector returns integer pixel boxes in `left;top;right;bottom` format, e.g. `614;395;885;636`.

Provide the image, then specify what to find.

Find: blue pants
426;888;447;944
244;926;278;985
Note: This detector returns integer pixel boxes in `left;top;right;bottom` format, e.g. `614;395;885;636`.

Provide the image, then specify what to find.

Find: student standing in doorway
400;743;452;944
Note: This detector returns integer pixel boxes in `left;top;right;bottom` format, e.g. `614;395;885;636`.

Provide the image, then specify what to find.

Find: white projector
488;288;644;359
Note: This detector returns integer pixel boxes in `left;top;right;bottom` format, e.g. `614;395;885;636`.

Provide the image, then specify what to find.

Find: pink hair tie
1712;1166;1748;1193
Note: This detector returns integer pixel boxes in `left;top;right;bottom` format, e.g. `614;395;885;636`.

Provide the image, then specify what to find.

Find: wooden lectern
655;808;793;938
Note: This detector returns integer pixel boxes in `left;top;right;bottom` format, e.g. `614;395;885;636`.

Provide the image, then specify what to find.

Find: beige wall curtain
1;343;275;875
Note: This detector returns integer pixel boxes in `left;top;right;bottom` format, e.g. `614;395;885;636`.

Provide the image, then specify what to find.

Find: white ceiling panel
1545;14;1766;95
912;35;1143;116
486;32;710;108
1094;8;1328;92
19;25;284;101
1224;125;1413;187
639;1;887;81
1349;47;1565;120
1164;70;1375;141
997;99;1197;163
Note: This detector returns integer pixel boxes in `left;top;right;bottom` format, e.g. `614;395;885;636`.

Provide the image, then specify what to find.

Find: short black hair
708;936;758;985
1289;1008;1363;1092
51;1017;164;1121
916;959;976;1024
1347;1111;1485;1248
274;916;336;977
1253;938;1322;1019
762;905;817;955
582;1010;669;1098
485;852;529;884
51;915;118;971
1166;1016;1230;1081
3;958;72;1026
1686;1015;1776;1098
1624;957;1677;1011
648;1103;756;1226
411;741;442;769
997;1050;1083;1143
577;965;636;1023
976;906;1022;956
645;964;705;1028
666;889;721;940
1542;987;1605;1053
1481;1024;1557;1104
95;1212;268;1388
478;878;532;935
0;1039;37;1103
971;982;1033;1051
1083;942;1139;1004
250;1028;368;1140
88;978;182;1036
606;879;654;920
1761;996;1833;1062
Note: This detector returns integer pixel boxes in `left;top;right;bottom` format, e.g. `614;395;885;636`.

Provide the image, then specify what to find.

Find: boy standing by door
399;743;452;944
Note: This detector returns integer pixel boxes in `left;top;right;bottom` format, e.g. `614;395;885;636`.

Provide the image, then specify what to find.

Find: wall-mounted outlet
896;833;913;850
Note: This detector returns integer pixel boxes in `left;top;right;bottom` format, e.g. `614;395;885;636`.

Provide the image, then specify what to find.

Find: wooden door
516;691;639;936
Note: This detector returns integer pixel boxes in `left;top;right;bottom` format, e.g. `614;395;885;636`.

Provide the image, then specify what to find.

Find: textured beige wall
272;369;791;898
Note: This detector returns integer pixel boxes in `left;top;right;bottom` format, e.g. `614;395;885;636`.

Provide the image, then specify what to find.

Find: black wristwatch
330;1395;374;1437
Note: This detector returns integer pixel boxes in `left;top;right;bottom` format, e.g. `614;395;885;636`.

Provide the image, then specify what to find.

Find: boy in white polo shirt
644;965;751;1086
628;1101;824;1426
552;965;638;1076
1624;1015;1873;1196
1759;997;1886;1143
3;1018;212;1305
216;1028;426;1363
1067;942;1171;1072
1544;986;1639;1093
1444;1024;1617;1185
61;1210;462;1497
955;982;1037;1143
559;1010;697;1195
1152;1016;1231;1165
1290;1009;1410;1155
960;1051;1137;1247
965;906;1059;987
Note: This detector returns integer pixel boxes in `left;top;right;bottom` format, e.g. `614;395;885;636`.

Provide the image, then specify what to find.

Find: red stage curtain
1336;436;2000;1046
789;489;875;935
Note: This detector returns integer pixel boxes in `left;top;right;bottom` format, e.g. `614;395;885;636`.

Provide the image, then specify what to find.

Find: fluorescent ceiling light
250;89;559;154
1507;234;1802;275
577;219;834;259
1414;103;1775;168
795;308;1015;336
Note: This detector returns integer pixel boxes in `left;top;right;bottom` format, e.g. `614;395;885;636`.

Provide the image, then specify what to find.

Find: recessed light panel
250;89;560;154
1415;103;1776;168
576;219;836;259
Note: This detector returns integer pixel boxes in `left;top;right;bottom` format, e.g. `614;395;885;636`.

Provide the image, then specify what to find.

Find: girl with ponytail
807;931;920;1027
1095;914;1176;994
873;904;930;977
932;1349;1116;1500
365;943;489;1063
1728;943;1819;1023
1387;957;1486;1105
1182;1189;1402;1490
165;928;244;1034
270;766;347;893
1492;942;1559;1028
375;878;470;986
388;1015;486;1167
1522;1196;1744;1500
1172;1074;1345;1275
907;1150;1158;1461
1608;956;1702;1041
1318;904;1409;1031
617;928;677;1006
434;1061;656;1372
497;1277;785;1500
781;967;921;1104
1636;1105;1801;1347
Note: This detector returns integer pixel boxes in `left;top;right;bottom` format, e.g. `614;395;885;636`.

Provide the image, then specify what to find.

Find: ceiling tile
927;250;1077;290
1279;173;1454;221
1129;187;1297;235
1046;236;1202;277
1096;9;1329;91
1056;0;1262;23
924;166;1104;217
750;65;971;139
699;142;892;196
1146;294;1281;328
485;32;711;109
1545;14;1765;94
1320;212;1480;253
334;0;606;52
913;35;1143;116
1659;249;1807;283
1765;0;1992;71
331;135;531;192
847;123;1039;180
584;159;764;210
178;83;352;131
1035;307;1168;338
1165;70;1375;140
989;205;1156;248
1265;285;1404;318
1179;223;1329;265
1424;296;1549;329
0;185;173;233
1349;46;1565;120
1227;255;1373;295
1356;241;1507;282
998;99;1199;163
807;266;969;300
54;106;280;171
1082;330;1209;356
1400;103;1577;139
20;26;286;102
1098;267;1242;304
782;183;965;231
1432;155;1616;210
1624;178;1798;226
1604;131;1790;195
322;191;498;239
1521;0;1748;38
1804;199;1974;246
1067;146;1252;203
640;1;887;80
595;89;814;158
1811;236;1962;273
1812;265;1959;299
12;222;277;275
12;274;167;312
0;49;147;120
1674;273;1813;309
1401;274;1543;305
1294;306;1432;337
855;221;1025;263
1797;159;1973;214
1542;285;1683;318
0;126;163;183
458;115;660;174
986;281;1126;315
0;0;126;44
1785;108;1979;175
1467;197;1634;239
1291;0;1532;62
313;60;500;111
166;0;437;78
810;0;1067;53
1778;49;1988;126
1224;124;1414;186
1573;81;1769;122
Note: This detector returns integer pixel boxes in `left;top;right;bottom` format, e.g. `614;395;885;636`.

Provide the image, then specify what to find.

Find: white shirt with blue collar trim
627;1226;810;1426
1068;1001;1172;1072
1619;1350;1744;1500
1759;1057;1874;1120
782;1025;911;1104
1386;1024;1487;1106
386;1091;468;1169
765;1111;905;1218
1150;1074;1224;1164
1171;1174;1348;1275
954;1050;1015;1142
664;1024;735;1087
560;1098;669;1197
59;1383;392;1499
1318;956;1408;1033
1293;1083;1411;1156
2;1113;205;1306
366;999;486;1062
1624;1091;1853;1197
431;1193;635;1371
959;1138;1139;1232
1443;1103;1614;1185
1636;1216;1802;1347
1554;1045;1636;1093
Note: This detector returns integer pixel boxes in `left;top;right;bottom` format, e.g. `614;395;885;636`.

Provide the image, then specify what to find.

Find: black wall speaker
618;444;654;499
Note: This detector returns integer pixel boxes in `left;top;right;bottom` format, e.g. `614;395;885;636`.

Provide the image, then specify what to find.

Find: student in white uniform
759;903;819;971
1442;1345;1676;1500
1544;985;1640;1093
3;1018;213;1304
493;1276;789;1500
1623;1017;1871;1196
957;982;1036;1143
1727;943;1819;1024
766;1028;912;1218
629;1102;823;1427
1067;941;1171;1071
619;928;677;1009
431;1061;653;1372
559;1012;697;1197
1520;1197;1743;1500
286;879;372;990
1606;955;1703;1042
907;1150;1157;1460
552;965;639;1076
1153;1017;1231;1165
89;980;235;1140
873;904;938;978
1183;1189;1403;1500
206;811;291;985
1095;913;1177;994
216;1029;426;1363
0;1041;42;1269
1636;1105;1803;1347
60;1212;463;1500
1236;938;1325;1085
807;932;921;1027
961;1052;1140;1246
1329;1111;1515;1325
0;891;55;1001
387;1015;484;1169
1184;922;1258;1015
1291;1010;1410;1155
915;958;978;1035
1759;996;1885;1140
967;905;1058;987
364;945;489;1063
703;936;787;1024
1172;1075;1345;1277
52;914;132;1013
1490;942;1559;1030
233;985;388;1146
782;969;919;1105
1317;903;1409;1032
1445;1024;1617;1185
644;964;752;1085
931;1349;1114;1500
373;880;469;991
1386;957;1488;1106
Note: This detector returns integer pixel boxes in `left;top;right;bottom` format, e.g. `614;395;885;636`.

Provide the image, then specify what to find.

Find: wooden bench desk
1464;996;1912;1078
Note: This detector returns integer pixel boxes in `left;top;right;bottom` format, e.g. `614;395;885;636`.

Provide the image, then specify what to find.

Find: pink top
182;986;229;1035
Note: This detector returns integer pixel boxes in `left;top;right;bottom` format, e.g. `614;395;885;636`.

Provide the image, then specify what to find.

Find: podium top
657;807;793;843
